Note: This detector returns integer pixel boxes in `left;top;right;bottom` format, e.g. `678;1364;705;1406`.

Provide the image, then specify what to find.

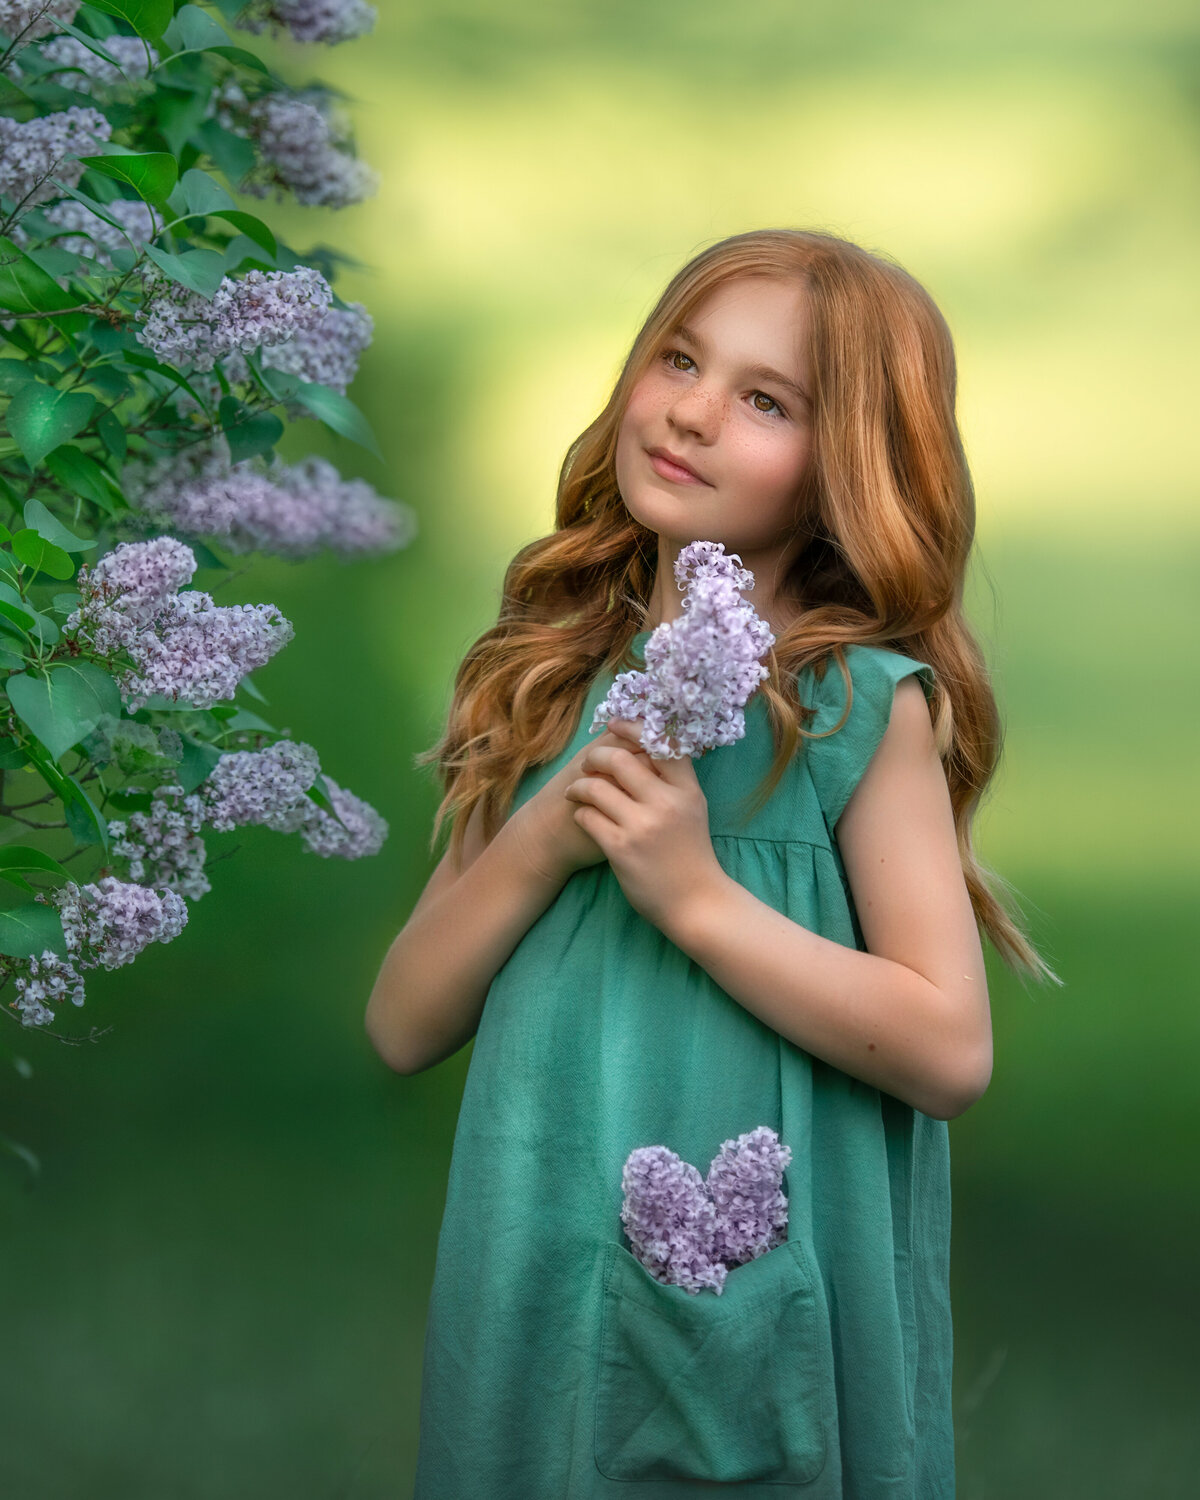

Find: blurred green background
4;1;1199;1495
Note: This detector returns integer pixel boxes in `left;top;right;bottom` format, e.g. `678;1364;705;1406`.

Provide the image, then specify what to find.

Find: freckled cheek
622;378;669;429
725;432;810;502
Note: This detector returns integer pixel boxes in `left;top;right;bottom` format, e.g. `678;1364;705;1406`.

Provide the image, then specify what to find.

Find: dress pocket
593;1236;831;1484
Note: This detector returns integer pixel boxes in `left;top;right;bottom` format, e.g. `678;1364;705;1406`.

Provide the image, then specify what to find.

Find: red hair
415;228;1058;982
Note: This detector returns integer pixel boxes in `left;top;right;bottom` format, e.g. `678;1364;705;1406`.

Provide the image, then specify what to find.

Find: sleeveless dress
411;632;954;1499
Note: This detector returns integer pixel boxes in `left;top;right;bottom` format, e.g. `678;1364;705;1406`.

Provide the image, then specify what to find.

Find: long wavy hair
415;228;1059;983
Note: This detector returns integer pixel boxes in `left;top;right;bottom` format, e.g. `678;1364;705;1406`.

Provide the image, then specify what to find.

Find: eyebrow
674;323;812;408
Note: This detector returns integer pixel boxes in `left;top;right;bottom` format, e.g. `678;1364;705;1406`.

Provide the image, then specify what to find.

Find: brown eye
751;391;783;417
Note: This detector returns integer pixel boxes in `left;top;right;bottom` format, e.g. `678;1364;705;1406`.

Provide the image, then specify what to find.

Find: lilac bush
0;1;409;1053
591;539;776;759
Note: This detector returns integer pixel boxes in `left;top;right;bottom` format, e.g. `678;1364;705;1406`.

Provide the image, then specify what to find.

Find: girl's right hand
507;724;652;886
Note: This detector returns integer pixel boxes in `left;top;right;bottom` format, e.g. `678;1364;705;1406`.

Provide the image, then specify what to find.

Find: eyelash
660;348;788;419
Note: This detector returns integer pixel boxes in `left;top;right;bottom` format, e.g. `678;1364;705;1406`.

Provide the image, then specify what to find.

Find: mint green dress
412;633;954;1498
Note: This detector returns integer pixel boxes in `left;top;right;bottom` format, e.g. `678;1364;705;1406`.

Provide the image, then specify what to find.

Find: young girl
366;228;1058;1499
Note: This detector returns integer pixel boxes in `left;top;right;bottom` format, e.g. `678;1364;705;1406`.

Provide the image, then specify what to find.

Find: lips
646;446;711;486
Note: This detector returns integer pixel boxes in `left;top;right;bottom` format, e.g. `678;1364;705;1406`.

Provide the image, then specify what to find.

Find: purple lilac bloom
65;537;294;712
234;0;376;45
246;764;388;857
0;105;110;209
706;1125;792;1268
135;265;333;373
591;539;775;759
225;87;378;208
2;948;86;1027
108;784;210;901
126;443;415;560
3;876;193;1022
620;1145;728;1296
33;195;159;265
195;741;387;857
0;0;81;46
222;299;372;395
51;876;188;969
39;32;157;88
198;739;321;832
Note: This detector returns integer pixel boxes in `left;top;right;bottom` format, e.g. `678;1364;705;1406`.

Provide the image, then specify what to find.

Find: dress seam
708;832;833;851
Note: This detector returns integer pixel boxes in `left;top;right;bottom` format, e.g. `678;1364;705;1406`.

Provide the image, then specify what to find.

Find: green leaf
41;180;148;249
6;663;122;763
176;733;221;794
218;397;282;464
85;0;173;41
0;647;27;673
45;444;121;516
120;350;211;412
0;846;73;883
96;410;127;466
81;365;133;404
163;174;279;259
18;731;109;851
176;166;234;215
0;734;28;766
105;787;154;813
53;19;129;74
220;233;276;275
0;903;69;961
9;531;76;581
142;243;225;299
192;119;256;184
0;584;59;644
203;209;277;257
79;150;178;205
208;46;271;75
22;498;97;554
155;87;212;157
238;674;267;704
290;382;382;458
21;245;82;281
0;598;36;634
0;359;37;395
5;382;96;470
163;4;231;54
254;360;298;403
0;236;79;316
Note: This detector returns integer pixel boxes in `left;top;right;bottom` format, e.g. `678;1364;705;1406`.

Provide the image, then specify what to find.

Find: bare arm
363;804;568;1075
661;677;993;1119
365;724;645;1076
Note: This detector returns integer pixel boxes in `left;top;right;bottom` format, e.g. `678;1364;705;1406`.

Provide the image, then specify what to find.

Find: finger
603;718;647;748
565;773;632;823
581;745;662;798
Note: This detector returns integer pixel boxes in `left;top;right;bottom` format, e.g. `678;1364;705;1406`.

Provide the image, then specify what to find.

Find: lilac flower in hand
591;539;775;759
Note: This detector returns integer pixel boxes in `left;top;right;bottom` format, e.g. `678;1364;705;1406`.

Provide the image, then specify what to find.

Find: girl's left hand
563;718;725;935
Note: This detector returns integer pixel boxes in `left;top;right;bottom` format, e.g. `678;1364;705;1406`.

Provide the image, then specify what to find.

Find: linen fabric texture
412;632;954;1498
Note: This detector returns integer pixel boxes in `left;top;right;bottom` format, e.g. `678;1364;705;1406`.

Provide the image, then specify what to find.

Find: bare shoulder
835;672;988;1008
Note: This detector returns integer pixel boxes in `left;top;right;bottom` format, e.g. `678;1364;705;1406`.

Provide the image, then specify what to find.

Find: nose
666;375;723;442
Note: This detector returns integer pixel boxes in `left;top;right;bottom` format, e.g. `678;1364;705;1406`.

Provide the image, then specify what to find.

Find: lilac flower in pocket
620;1126;792;1295
707;1125;793;1268
619;1146;728;1296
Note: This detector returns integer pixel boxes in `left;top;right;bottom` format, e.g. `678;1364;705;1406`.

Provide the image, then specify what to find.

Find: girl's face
614;275;816;560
